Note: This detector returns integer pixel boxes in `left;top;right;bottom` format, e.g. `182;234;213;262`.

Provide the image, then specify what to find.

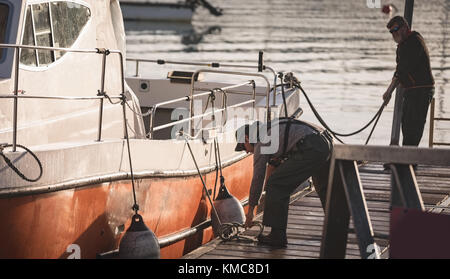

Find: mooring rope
285;75;387;145
120;94;140;214
219;221;264;242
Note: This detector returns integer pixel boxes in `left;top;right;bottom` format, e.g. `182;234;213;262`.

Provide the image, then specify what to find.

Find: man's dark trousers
402;87;434;146
262;133;332;230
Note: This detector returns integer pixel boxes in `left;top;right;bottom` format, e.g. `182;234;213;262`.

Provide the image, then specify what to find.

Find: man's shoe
257;233;287;248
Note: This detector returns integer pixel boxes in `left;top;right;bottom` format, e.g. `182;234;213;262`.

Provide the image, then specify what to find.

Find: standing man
383;16;435;148
235;119;333;247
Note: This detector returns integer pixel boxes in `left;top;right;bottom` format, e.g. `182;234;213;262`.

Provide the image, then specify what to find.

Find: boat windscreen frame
0;0;23;79
19;0;92;72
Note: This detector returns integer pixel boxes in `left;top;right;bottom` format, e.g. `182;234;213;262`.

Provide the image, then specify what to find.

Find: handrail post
251;80;256;120
221;89;227;129
135;60;139;77
12;47;20;152
112;50;127;139
150;107;157;139
428;97;435;148
389;87;404;145
96;49;108;142
189;77;195;137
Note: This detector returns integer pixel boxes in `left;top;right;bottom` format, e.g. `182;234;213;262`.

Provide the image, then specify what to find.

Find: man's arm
245;164;276;228
382;77;400;105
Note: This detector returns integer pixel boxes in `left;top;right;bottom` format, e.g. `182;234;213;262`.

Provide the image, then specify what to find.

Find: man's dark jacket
395;31;434;89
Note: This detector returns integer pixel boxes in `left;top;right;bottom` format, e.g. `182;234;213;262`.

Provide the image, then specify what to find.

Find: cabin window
20;6;36;66
20;1;91;67
0;4;9;61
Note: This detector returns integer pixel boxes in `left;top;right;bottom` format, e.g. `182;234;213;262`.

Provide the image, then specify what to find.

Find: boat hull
0;155;253;259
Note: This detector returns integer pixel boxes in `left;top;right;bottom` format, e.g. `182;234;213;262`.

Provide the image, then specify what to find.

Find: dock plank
183;164;450;259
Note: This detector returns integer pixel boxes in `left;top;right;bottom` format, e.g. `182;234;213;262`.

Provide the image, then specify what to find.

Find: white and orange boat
0;0;301;259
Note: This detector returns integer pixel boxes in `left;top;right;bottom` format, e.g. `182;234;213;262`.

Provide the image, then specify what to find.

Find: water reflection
181;26;221;47
124;20;221;49
124;0;450;146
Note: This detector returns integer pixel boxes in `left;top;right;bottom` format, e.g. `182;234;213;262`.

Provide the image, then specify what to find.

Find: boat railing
320;144;450;259
189;69;271;137
147;68;272;139
148;80;255;138
0;44;274;146
428;97;450;147
126;57;280;106
0;43;126;151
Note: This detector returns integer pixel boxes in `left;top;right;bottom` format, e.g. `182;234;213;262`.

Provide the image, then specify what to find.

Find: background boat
119;0;223;22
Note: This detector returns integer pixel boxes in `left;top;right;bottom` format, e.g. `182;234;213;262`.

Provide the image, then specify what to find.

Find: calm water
124;0;450;146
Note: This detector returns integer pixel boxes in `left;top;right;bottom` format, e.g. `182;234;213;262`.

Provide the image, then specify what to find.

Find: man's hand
383;77;400;105
244;206;255;228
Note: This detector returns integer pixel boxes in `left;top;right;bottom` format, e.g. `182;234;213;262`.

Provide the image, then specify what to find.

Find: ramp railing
320;144;450;259
428;97;450;147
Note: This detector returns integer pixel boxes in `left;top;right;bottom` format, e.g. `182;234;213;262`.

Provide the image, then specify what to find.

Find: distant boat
119;0;223;22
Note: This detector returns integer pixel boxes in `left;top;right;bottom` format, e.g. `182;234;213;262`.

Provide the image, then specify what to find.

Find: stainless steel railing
428;97;450;147
188;69;271;137
0;43;126;151
148;80;255;138
1;44;274;146
126;57;280;106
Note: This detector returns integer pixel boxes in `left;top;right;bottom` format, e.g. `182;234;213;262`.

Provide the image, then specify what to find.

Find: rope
181;132;222;226
0;144;43;182
181;131;262;243
124;100;153;118
99;91;123;105
120;94;140;214
288;78;387;145
219;221;264;242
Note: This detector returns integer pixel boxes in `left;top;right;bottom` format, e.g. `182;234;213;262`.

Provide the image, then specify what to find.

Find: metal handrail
126;57;279;106
151;99;255;135
189;69;271;137
0;43;125;150
429;97;450;147
148;91;209;138
321;144;450;259
0;95;123;100
148;81;254;138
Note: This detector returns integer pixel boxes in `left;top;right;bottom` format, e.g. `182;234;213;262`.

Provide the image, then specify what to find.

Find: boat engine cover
211;196;245;236
119;214;160;259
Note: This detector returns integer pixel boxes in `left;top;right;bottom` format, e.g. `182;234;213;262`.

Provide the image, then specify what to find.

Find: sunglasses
389;25;402;34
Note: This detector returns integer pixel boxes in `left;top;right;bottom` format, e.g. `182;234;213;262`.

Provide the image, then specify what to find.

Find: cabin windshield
0;3;9;61
21;1;91;67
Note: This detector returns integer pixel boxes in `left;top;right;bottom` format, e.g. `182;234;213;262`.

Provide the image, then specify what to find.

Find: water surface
125;0;450;146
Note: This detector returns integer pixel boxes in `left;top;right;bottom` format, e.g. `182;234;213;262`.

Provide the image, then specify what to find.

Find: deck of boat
183;163;450;259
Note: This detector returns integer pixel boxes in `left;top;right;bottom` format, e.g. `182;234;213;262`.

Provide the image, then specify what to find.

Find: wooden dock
183;163;450;259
